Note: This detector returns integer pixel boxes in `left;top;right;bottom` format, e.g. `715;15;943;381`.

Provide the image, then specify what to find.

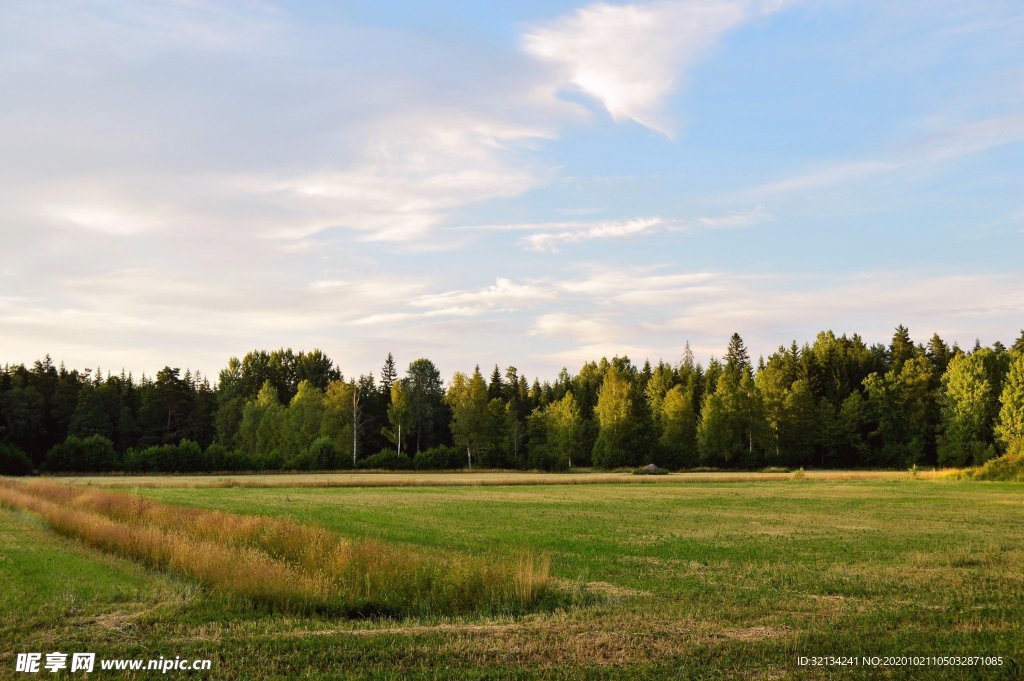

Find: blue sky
1;0;1022;382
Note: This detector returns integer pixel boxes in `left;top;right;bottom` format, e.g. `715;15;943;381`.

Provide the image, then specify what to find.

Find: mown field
2;473;1023;679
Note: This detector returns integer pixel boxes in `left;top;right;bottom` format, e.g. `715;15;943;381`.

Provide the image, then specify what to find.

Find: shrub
124;440;204;473
414;445;463;470
43;435;118;472
307;437;346;470
967;441;1024;481
0;442;33;475
284;448;317;471
357;450;413;470
204;443;228;471
222;448;256;472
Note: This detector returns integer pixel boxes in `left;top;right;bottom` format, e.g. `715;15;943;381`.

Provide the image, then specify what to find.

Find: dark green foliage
123;440;203;473
406;358;447;453
203;443;228;471
0;442;33;475
4;329;1023;474
357;450;414;470
413;445;463;470
43;435;118;472
306;436;346;470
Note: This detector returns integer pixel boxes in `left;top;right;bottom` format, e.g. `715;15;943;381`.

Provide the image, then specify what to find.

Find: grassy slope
3;479;1023;679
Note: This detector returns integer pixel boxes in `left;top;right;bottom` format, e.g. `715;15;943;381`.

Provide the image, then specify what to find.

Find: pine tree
488;365;503;401
725;333;751;375
889;325;915;373
380;353;398;395
926;333;951;376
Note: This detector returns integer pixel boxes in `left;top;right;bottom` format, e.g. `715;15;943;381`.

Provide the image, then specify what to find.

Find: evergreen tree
379;353;398;395
889;325;915;374
926;333;951;376
725;333;751;376
488;365;504;401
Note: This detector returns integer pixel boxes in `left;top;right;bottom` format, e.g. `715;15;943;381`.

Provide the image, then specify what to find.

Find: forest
2;326;1024;474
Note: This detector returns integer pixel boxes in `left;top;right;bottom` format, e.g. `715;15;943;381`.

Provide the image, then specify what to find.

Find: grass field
2;473;1022;678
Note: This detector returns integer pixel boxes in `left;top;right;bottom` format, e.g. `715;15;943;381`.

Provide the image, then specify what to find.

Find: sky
1;0;1023;383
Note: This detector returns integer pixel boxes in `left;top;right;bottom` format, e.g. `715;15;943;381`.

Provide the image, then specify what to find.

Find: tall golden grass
43;469;918;490
0;479;550;616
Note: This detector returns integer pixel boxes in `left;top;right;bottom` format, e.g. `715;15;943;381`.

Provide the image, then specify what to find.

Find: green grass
2;476;1023;678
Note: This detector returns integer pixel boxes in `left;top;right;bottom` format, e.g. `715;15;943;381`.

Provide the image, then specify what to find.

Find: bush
0;442;33;475
414;445;464;470
307;437;347;470
124;440;203;473
967;441;1024;481
43;435;118;472
357;450;413;470
222;448;256;472
204;443;228;471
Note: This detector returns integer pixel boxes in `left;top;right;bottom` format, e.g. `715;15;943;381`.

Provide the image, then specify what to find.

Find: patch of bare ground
721;625;793;641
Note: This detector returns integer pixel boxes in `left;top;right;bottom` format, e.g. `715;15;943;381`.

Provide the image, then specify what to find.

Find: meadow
2;472;1022;678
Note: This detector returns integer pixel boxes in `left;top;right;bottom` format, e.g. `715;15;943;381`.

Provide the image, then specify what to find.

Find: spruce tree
725;333;751;375
889;325;915;373
380;353;398;394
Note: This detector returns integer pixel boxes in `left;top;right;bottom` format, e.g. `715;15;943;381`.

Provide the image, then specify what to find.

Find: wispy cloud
517;207;768;251
523;0;783;136
522;217;666;251
746;112;1024;199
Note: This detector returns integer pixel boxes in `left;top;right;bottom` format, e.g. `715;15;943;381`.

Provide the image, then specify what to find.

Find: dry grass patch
0;480;551;618
45;469;917;489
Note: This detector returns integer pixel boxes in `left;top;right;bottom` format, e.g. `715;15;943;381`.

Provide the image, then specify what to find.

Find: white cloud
453;206;768;251
259;117;550;242
529;312;621;342
522;217;665;251
523;0;767;135
411;278;554;313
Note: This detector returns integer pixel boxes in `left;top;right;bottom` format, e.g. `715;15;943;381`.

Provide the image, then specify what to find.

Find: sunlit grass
0;480;551;618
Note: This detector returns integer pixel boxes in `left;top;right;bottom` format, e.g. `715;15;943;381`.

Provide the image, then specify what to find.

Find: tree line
2;327;1024;474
